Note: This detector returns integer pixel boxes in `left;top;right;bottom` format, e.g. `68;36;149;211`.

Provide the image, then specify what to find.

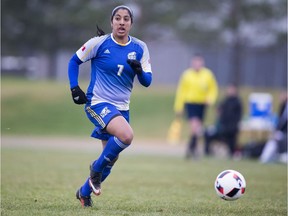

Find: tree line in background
2;0;287;85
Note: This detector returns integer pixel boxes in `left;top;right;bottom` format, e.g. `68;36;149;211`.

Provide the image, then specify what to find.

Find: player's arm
206;71;218;105
68;36;104;104
127;42;152;87
174;73;187;115
127;59;152;87
68;54;87;104
137;71;152;87
68;54;82;89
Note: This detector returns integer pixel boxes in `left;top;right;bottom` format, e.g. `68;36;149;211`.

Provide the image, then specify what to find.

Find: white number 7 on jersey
117;64;124;76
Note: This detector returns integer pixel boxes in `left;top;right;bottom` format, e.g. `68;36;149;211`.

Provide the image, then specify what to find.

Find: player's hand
127;59;142;75
71;86;87;105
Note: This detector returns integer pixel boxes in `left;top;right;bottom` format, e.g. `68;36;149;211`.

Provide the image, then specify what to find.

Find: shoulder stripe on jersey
77;35;109;62
130;37;152;73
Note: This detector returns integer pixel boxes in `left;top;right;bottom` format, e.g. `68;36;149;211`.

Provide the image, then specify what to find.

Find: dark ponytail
96;25;105;36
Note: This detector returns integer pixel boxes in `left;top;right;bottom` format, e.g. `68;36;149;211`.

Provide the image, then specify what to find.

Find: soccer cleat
89;169;102;196
76;188;93;207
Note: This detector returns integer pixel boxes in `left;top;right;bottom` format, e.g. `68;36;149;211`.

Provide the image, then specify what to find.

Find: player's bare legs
106;116;134;144
187;117;203;158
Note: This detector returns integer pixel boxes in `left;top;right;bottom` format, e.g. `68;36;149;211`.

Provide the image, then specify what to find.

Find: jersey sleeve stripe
76;35;108;62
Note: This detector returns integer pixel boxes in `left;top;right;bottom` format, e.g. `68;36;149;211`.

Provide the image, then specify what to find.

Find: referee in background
174;54;218;159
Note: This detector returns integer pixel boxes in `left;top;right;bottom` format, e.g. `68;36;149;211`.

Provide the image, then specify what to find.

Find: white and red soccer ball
214;170;246;201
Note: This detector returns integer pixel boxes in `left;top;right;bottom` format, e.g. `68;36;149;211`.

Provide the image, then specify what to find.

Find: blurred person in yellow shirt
174;54;218;159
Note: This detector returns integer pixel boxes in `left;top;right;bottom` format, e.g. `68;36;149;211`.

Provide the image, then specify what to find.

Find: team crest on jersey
100;107;111;118
127;51;136;60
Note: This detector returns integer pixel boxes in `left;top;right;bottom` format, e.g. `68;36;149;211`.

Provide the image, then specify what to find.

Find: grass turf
1;77;284;140
1;147;287;216
1;78;177;138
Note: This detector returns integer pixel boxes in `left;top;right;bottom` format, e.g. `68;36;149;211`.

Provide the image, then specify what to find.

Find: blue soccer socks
91;160;114;182
92;136;129;173
80;136;129;196
101;164;113;182
80;178;92;196
80;164;115;196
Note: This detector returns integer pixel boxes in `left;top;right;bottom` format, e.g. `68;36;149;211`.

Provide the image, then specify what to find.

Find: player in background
174;54;218;159
204;84;242;158
68;5;152;207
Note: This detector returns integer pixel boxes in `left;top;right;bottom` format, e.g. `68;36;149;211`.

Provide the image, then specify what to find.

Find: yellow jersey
174;67;218;113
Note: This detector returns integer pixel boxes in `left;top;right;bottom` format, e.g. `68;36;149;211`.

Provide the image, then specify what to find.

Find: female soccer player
174;54;218;159
68;5;152;207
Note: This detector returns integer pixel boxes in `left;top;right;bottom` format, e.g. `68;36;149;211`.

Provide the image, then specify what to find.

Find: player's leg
187;117;202;157
76;187;93;207
90;115;133;195
79;140;119;201
204;127;213;156
100;110;128;181
84;103;131;196
93;140;119;182
185;104;205;159
76;141;106;207
226;133;237;158
204;126;221;156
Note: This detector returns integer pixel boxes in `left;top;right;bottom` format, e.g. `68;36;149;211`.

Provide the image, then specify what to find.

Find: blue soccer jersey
75;34;152;110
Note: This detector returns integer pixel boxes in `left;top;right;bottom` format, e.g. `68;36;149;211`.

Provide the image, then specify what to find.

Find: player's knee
119;130;134;145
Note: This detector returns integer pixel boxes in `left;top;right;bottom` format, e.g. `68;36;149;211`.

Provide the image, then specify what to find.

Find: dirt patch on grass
1;136;186;157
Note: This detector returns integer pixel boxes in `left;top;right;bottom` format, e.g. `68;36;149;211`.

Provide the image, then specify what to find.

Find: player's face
226;85;237;96
111;9;132;42
191;57;204;71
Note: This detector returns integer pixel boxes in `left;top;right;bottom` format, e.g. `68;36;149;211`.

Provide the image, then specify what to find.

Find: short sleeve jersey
76;34;152;111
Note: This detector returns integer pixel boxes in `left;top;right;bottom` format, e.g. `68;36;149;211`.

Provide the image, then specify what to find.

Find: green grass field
1;77;284;140
1;78;287;215
1;78;177;139
1;147;287;216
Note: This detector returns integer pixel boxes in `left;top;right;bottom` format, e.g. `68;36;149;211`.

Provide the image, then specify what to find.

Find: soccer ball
214;170;246;201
